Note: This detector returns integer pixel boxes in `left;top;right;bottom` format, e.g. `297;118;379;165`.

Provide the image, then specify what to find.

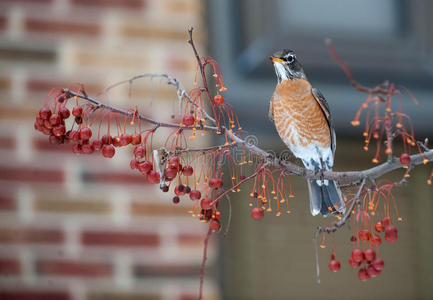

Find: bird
269;49;344;217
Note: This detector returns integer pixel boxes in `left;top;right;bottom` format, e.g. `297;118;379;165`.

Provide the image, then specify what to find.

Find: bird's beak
269;56;283;64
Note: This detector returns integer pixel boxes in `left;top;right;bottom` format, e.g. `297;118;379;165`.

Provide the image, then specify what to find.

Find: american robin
269;49;344;217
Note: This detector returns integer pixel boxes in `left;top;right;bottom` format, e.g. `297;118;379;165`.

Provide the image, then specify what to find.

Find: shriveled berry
59;107;70;119
130;159;138;169
75;116;83;124
399;153;411;165
147;170;160;184
209;219;221;232
134;146;146;159
182;166;193;176
209;178;222;189
372;258;385;271
102;144;115;158
101;134;112;145
72;143;82;154
164;167;178;180
350;235;357;242
384;224;398;243
92;139;103;151
364;248;376;261
131;133;141;145
201;198;213;210
138;161;153;174
375;222;385;232
358;268;370;281
239;175;246;181
367;264;381;277
381;217;391;227
72;106;83;117
161;184;169;193
349;257;361;268
172;196;180;204
79;127;92;141
213;94;224;105
251;207;264;220
358;229;371;241
52;125;66;137
351;248;364;263
184;186;191;193
189;190;201;200
49;113;61;126
39;107;52;120
182;114;195;126
120;133;132;146
174;185;185;196
371;235;382;246
328;259;341;272
49;134;62;145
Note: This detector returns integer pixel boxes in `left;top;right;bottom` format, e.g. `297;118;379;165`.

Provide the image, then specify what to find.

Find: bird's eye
286;55;294;63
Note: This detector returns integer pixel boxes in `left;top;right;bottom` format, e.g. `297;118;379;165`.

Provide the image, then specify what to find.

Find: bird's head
269;49;306;83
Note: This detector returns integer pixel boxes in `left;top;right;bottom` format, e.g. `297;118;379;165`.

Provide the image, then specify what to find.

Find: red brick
0;16;6;31
0;167;64;183
83;171;147;185
134;263;199;277
33;137;75;153
87;291;160;300
25;19;101;36
0;291;69;300
0;194;16;211
0;228;64;244
37;260;112;277
0;136;16;150
1;0;53;3
0;105;37;120
178;233;205;246
27;79;103;94
0;258;20;275
82;231;159;247
70;0;145;9
131;202;189;216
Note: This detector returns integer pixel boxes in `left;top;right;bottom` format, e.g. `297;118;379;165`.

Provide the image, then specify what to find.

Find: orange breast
272;79;331;148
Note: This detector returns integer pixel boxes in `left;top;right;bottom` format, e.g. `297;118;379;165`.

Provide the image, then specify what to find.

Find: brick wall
0;1;219;299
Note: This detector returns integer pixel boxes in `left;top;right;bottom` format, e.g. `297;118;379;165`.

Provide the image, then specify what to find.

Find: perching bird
269;49;344;217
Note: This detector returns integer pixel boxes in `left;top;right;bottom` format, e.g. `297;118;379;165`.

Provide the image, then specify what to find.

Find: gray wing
268;97;274;122
312;87;336;154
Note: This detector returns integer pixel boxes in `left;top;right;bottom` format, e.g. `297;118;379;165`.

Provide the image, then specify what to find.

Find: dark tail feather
307;180;344;217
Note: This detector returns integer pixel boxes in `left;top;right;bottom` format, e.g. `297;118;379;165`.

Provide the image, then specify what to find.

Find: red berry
184;186;191;193
358;268;370;281
102;145;115;158
182;114;195;126
348;257;361;268
168;156;180;169
134;146;146;159
72;106;83;117
131;133;141;145
358;229;371;241
161;185;169;193
381;217;391;227
374;222;384;233
371;235;382;246
120;133;132;146
172;196;180;204
82;143;94;154
39;107;52;120
72;143;82;154
112;136;121;147
209;219;221;232
189;190;201;200
367;265;380;278
399;153;411;165
350;235;357;242
49;113;61;126
209;178;222;189
101;134;112;145
79;127;92;141
147;170;160;184
92;139;103;151
182;166;193;176
70;130;80;142
351;248;364;263
372;258;384;271
201;198;213;210
384;225;398;243
213;94;224;105
59;107;70;119
130;159;138;169
174;185;185;196
328;259;341;272
364;248;376;261
164;167;178;180
138;161;153;175
52;125;66;137
251;207;264;220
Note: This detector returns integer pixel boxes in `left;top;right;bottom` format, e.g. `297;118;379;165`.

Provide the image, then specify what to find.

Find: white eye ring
286;55;294;63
